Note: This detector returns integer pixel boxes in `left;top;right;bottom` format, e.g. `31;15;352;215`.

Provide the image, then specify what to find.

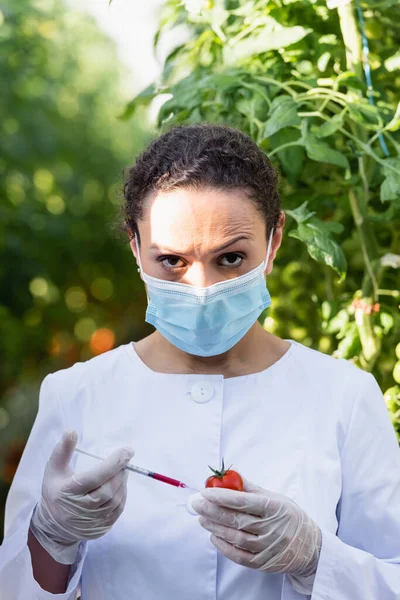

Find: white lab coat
1;339;400;599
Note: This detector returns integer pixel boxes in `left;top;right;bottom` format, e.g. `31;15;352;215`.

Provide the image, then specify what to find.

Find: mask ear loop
264;227;275;272
134;233;150;303
134;233;143;273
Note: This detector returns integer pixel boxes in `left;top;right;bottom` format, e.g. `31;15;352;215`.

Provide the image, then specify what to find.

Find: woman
1;123;400;599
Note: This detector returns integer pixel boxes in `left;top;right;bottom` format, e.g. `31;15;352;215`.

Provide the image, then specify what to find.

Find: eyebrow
149;235;252;255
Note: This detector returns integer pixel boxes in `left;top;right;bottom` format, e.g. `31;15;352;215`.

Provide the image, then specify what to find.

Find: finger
210;535;261;569
105;472;128;508
241;476;267;495
94;473;129;520
103;481;128;521
201;487;268;517
86;469;128;507
199;517;261;553
195;499;261;533
48;430;78;472
64;446;134;494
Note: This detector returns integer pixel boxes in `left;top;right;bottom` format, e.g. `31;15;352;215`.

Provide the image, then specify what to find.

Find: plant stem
378;289;400;298
297;88;350;102
253;76;299;97
337;3;363;81
337;1;382;371
348;188;379;296
295;101;399;174
268;141;304;157
358;156;369;204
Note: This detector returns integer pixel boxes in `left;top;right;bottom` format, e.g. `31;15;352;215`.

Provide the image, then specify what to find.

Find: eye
158;252;245;271
219;253;244;267
159;256;184;269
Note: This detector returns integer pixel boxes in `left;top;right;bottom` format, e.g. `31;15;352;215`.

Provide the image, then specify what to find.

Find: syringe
74;447;200;492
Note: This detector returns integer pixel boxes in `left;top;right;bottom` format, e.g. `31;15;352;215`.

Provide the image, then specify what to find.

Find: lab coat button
186;492;203;515
191;381;214;403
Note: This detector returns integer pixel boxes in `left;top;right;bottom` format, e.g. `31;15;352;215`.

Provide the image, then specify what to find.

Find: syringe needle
74;447;198;490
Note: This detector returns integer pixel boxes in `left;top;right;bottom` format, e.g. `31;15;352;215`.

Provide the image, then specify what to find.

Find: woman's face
130;187;284;287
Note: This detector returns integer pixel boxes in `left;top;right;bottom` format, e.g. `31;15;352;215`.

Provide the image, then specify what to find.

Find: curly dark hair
114;123;281;246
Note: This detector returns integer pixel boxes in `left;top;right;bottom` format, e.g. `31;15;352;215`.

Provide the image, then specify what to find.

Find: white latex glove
29;430;135;565
191;476;322;595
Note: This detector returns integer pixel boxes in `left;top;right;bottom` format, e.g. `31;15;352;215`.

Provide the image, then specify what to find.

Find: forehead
142;187;263;246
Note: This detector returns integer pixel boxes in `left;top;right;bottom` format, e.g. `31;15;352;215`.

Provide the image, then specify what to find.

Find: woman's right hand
29;430;135;565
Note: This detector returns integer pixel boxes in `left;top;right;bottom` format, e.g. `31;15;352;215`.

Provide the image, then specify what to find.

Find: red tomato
205;458;243;491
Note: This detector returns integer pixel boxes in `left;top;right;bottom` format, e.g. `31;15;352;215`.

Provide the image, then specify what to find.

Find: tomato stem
207;457;234;479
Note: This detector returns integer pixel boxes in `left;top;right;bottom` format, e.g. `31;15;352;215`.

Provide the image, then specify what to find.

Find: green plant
122;0;400;438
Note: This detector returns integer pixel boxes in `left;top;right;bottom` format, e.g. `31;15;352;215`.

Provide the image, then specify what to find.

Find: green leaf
384;50;400;72
209;5;229;30
230;1;258;16
324;308;349;335
223;18;311;65
236;97;254;118
319;220;344;234
334;71;364;91
263;96;301;137
317;51;331;73
268;128;305;180
301;118;308;139
319;34;338;45
381;158;400;202
369;203;400;222
183;0;204;15
335;322;361;360
288;220;347;281
213;72;243;91
303;132;349;169
380;312;394;335
321;300;333;322
316;114;344;138
381;175;400;202
348;100;380;123
186;107;203;123
286;201;315;224
118;83;157;121
386;102;400;132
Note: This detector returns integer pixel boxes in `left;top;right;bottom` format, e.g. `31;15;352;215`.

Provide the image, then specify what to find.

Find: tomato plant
122;0;400;442
122;0;400;377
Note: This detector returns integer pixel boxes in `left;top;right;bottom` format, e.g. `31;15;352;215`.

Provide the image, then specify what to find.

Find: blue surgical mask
135;229;274;357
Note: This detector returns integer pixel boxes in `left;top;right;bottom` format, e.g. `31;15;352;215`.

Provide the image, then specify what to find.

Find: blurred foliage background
1;0;399;539
0;0;153;535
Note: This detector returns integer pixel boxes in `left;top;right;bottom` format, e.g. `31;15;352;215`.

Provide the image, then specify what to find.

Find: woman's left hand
191;475;322;577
